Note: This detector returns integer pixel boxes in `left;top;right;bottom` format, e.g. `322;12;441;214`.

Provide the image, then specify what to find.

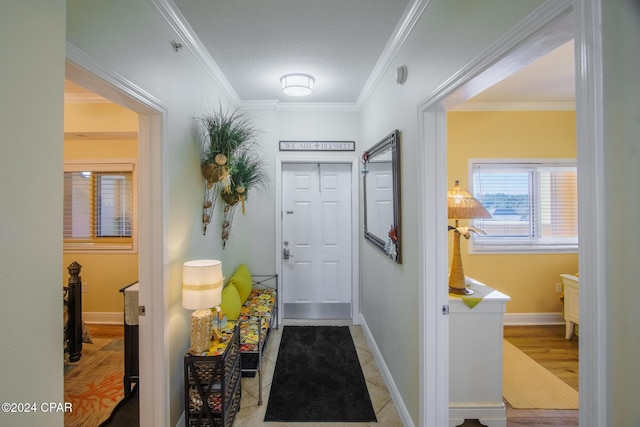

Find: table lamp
182;259;223;354
447;180;491;295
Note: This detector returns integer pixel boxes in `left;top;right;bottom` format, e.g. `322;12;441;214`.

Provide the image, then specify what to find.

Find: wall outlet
555;283;562;293
82;282;89;293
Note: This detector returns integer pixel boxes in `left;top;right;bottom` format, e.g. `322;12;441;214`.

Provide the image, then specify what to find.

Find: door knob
283;247;294;260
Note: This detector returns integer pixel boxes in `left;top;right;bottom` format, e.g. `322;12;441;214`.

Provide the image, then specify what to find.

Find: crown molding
451;101;576;111
238;99;361;113
417;0;573;112
150;0;241;107
275;102;360;113
66;42;167;114
239;100;279;111
356;0;431;108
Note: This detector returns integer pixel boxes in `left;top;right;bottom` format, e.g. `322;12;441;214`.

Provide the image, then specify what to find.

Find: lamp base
449;229;474;295
190;309;213;354
449;286;474;295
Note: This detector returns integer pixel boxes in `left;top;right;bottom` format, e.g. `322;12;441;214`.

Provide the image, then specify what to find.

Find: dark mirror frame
362;129;401;264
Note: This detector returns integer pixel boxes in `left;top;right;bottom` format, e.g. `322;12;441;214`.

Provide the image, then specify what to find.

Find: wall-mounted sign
279;141;355;152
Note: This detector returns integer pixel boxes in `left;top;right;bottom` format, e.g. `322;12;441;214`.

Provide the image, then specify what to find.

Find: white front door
281;163;352;319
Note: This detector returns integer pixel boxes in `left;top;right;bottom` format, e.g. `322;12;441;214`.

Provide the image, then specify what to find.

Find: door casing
281;162;353;319
276;155;361;324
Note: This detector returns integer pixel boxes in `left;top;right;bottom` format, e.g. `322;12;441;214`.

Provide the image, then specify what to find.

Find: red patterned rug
65;370;123;426
64;336;125;427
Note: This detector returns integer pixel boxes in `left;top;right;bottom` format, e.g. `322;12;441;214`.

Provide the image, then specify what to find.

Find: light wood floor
460;325;579;427
65;324;578;427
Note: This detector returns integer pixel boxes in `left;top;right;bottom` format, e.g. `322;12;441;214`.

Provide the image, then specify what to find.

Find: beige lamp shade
447;180;491;220
182;259;223;310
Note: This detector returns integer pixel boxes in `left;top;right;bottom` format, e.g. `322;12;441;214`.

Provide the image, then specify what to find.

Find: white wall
358;0;545;423
601;1;640;425
5;0;639;426
229;107;361;273
66;0;233;424
0;1;66;426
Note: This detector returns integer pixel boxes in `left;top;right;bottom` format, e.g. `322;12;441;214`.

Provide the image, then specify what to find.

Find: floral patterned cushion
229;288;276;352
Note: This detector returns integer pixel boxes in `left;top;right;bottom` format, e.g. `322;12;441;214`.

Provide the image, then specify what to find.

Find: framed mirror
362;129;401;263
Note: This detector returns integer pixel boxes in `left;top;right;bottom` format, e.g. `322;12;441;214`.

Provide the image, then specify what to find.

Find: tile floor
234;322;404;427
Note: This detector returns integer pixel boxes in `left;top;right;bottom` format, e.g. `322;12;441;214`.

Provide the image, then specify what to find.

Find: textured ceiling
466;40;575;106
171;0;411;103
65;1;575;107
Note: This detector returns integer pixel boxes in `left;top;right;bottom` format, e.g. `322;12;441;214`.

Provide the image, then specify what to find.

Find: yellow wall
447;110;578;313
63;101;138;314
64;102;138;133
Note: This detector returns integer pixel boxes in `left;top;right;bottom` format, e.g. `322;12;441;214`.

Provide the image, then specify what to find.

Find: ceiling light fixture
280;73;314;96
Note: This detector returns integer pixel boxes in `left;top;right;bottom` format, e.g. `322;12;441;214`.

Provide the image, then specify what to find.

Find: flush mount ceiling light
280;73;314;96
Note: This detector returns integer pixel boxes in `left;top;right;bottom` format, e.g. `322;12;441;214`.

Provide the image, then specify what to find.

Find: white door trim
573;1;607;425
66;43;170;427
275;155;360;324
416;1;607;426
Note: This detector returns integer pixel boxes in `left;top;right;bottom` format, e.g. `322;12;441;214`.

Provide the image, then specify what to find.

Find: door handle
283;247;294;260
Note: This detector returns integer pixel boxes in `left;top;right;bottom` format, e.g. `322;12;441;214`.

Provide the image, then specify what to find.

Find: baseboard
504;312;564;326
359;313;415;427
83;311;124;325
175;412;185;427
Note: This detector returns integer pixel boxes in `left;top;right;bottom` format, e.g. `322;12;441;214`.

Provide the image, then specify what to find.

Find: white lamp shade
280;73;314;96
182;260;223;310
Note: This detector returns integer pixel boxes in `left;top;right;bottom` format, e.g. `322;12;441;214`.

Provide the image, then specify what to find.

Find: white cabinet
561;274;579;339
449;278;510;427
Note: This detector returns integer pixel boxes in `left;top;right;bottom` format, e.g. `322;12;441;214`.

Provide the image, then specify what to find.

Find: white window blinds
470;160;578;253
64;162;135;251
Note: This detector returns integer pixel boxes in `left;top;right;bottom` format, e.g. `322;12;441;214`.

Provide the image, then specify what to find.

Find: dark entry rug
98;384;139;426
264;326;377;422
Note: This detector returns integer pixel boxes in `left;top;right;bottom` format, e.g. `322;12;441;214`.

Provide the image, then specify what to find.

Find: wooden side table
449;278;510;427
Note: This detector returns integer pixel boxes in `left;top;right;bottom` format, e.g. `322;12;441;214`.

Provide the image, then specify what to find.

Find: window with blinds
469;159;578;253
64;162;136;251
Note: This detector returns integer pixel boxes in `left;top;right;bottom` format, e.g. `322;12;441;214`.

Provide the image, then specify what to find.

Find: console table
184;324;241;427
449;278;510;427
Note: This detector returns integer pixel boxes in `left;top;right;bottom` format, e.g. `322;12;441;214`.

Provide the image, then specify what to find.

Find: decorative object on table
182;260;224;354
220;150;267;248
447;180;491;295
197;106;258;235
362;129;402;263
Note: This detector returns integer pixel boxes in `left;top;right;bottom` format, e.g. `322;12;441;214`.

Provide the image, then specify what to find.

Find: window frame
468;158;578;255
63;160;137;253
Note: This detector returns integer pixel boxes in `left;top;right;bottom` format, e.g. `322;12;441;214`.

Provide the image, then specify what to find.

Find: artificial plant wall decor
197;107;257;235
196;106;268;247
221;150;267;247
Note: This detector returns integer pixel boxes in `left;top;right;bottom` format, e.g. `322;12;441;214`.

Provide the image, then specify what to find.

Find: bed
63;261;84;363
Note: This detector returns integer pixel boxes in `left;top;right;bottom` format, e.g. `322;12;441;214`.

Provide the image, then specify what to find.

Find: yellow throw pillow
230;264;253;303
220;285;242;320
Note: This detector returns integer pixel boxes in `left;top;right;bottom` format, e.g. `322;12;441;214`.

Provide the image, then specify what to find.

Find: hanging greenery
196;106;258;235
221;150;268;248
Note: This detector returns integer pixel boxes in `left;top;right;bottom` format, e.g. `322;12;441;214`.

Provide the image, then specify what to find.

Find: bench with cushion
219;264;277;405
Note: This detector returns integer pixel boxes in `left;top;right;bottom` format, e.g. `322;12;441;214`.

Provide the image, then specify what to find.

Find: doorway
66;49;168;426
281;162;353;319
417;3;605;426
